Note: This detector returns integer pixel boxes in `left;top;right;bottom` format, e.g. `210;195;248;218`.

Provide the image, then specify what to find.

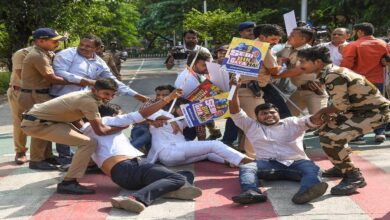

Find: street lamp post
203;0;208;48
301;0;308;23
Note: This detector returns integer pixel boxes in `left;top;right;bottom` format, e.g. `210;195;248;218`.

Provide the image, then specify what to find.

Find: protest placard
186;79;223;102
180;93;230;127
283;10;297;36
223;37;269;77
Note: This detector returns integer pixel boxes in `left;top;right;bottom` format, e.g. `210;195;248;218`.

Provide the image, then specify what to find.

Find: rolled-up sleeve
53;49;84;83
103;112;144;127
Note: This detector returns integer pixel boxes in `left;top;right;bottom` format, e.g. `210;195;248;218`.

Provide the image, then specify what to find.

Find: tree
183;8;277;46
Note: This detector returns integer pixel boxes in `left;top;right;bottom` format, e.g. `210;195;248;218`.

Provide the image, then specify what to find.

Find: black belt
22;114;50;123
21;88;50;94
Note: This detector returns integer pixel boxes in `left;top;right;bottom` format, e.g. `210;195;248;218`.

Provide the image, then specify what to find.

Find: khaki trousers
18;91;53;160
6;87;27;153
21;120;97;179
238;88;265;158
287;89;328;116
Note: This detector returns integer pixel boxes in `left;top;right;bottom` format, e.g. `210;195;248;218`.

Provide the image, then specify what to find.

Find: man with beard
229;77;328;205
51;34;149;163
165;29;212;71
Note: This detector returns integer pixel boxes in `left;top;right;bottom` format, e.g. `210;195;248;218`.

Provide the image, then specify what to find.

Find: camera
171;45;189;60
314;25;331;44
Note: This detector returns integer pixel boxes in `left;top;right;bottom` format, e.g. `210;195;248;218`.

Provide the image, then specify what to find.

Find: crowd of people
5;20;390;213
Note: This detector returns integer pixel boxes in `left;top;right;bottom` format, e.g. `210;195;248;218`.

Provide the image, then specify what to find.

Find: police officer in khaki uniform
297;46;390;196
7;46;32;164
277;27;328;116
96;45;121;80
108;41;122;73
18;28;70;170
21;78;184;195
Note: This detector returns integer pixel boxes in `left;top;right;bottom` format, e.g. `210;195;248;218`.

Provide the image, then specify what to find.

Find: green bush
0;72;10;94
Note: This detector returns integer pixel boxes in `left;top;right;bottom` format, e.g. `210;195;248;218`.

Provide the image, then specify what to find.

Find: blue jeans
56;143;73;160
130;124;152;151
239;159;322;194
262;84;291;119
374;83;386;135
221;118;238;144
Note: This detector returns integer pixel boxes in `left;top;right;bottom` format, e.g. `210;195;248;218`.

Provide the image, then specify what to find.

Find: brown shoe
15;152;27;165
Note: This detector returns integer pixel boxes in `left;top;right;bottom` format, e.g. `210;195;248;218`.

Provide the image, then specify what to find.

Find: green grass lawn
0;72;10;94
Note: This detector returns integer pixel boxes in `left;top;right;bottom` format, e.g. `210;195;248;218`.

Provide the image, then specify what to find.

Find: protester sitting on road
144;98;254;167
80;103;201;214
130;84;175;153
174;51;222;141
229;77;328;205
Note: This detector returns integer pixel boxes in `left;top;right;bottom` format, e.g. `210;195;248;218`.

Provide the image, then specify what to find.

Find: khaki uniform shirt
100;52;120;77
10;47;32;87
319;64;390;112
21;46;55;90
240;49;278;85
279;44;317;87
27;91;102;122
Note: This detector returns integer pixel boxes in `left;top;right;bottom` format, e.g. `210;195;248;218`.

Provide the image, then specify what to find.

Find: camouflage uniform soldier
297;46;390;196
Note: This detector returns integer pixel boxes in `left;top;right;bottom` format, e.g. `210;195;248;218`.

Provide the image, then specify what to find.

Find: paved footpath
0;58;390;219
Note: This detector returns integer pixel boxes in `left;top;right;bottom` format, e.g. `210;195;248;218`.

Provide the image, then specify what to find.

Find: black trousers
110;159;192;206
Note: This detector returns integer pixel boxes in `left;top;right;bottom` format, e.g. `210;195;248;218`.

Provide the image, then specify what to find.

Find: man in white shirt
318;28;349;66
81;95;202;214
174;51;221;141
229;78;328;205
146;98;254;167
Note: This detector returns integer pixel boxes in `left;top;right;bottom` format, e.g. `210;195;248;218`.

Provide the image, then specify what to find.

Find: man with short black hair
165;29;212;70
276;27;328;117
21;78;126;195
51;34;149;161
18;27;71;170
340;22;390;142
297;46;390;195
253;24;292;119
229;77;328;204
130;84;175;152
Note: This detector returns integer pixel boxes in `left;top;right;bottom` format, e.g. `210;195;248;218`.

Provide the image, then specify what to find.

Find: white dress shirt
318;41;348;66
231;110;314;162
174;68;206;97
51;47;138;97
82;115;144;167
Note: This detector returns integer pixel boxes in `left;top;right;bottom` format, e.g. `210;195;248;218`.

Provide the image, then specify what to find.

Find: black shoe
331;169;367;195
86;165;103;174
232;189;267;204
29;161;58;171
206;132;222;140
322;166;343;178
292;182;328;204
57;180;95;195
45;156;62;166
